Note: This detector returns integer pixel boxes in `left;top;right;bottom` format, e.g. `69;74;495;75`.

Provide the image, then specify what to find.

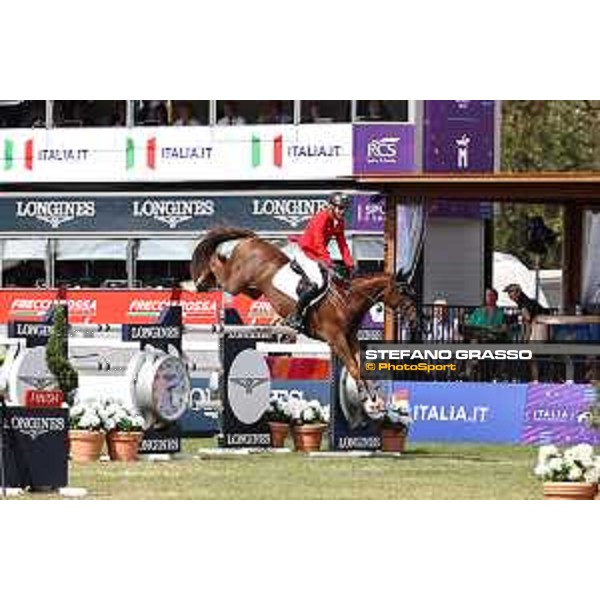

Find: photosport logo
15;199;96;229
132;197;215;229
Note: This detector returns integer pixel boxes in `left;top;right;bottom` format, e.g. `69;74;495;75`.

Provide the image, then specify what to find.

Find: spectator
426;299;462;343
173;101;200;126
304;101;325;123
363;100;391;121
218;101;246;125
144;101;168;126
465;288;508;342
258;100;291;124
503;283;549;339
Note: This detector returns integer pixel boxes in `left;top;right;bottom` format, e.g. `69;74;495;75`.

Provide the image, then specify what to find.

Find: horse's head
384;278;418;325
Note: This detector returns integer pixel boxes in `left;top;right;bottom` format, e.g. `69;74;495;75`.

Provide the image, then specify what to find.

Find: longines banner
0;194;353;233
0;125;353;182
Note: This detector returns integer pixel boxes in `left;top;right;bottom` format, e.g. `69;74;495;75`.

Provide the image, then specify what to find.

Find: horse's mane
192;227;257;269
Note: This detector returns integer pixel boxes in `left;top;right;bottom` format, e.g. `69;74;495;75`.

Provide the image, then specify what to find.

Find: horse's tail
191;227;256;282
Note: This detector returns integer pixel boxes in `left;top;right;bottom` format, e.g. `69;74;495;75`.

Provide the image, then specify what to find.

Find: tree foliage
497;101;598;268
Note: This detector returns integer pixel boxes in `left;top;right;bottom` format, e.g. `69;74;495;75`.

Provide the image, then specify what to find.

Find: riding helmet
328;192;351;209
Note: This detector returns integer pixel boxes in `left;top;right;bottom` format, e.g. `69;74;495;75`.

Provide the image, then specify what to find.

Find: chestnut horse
190;227;417;415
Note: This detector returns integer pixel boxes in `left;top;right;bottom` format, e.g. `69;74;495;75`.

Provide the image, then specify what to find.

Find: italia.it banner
0;125;353;182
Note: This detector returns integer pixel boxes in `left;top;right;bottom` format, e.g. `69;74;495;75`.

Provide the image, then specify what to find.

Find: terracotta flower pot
268;422;290;448
69;430;105;463
380;428;407;453
292;423;326;452
543;482;598;500
107;431;143;462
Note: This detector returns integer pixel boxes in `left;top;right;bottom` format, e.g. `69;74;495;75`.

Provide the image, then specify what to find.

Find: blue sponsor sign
179;378;331;436
394;381;527;443
179;377;219;436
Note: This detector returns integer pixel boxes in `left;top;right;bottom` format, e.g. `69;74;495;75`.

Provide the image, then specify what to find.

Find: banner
424;100;496;218
0;289;222;325
396;381;528;444
521;384;600;445
0;124;353;182
353;124;416;175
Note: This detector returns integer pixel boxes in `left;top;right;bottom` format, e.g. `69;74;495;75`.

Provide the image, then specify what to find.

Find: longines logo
229;376;269;395
18;374;57;391
251;198;327;228
132;198;215;229
2;415;65;441
227;348;271;425
15;200;95;229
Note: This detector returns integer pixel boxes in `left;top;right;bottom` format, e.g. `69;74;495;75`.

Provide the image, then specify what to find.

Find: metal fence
393;304;600;383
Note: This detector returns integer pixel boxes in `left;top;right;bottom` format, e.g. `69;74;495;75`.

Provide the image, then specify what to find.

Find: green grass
26;439;545;500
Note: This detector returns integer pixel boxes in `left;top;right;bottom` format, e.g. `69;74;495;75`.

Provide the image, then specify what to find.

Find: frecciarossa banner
0;289;222;325
0;125;353;182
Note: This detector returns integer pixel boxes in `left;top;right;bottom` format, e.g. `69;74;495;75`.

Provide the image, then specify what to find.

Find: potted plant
69;402;105;463
265;398;291;448
290;399;329;452
534;444;599;500
100;400;145;462
380;391;411;453
46;305;79;406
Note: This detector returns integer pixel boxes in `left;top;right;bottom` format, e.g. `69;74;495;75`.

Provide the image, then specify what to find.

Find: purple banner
521;384;600;445
350;195;385;231
424;100;495;172
353;124;416;175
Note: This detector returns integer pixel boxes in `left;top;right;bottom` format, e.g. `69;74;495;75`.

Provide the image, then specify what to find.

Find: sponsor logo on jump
15;199;96;229
1;415;66;441
132;198;215;228
251;197;327;228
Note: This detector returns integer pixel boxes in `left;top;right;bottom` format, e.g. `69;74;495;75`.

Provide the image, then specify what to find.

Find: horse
190;227;418;423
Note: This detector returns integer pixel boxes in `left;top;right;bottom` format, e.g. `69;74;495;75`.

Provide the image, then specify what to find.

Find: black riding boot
284;283;320;331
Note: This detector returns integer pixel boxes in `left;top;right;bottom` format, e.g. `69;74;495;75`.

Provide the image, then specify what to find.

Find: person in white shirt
426;299;462;343
217;101;246;125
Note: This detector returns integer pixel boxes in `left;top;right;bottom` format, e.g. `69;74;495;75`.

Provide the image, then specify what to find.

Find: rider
284;191;354;330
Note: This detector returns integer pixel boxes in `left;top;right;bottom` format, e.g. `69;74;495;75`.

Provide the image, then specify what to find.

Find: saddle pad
272;262;329;307
272;263;303;302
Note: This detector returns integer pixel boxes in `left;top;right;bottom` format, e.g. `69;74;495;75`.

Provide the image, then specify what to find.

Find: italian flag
3;138;34;170
126;137;157;170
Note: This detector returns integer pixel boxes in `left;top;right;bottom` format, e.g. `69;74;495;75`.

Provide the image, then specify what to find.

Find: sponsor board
0;194;352;233
0;407;68;488
0;289;221;325
395;381;527;444
353;124;416;175
521;384;600;445
24;389;64;408
1;125;353;182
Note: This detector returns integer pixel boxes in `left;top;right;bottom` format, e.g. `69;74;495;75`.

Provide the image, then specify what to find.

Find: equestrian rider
284;192;354;330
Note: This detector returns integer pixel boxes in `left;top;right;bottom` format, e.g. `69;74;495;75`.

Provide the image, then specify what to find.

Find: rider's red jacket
296;208;354;268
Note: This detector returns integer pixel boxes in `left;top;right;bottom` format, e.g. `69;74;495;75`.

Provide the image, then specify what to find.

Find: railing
392;304;600;383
